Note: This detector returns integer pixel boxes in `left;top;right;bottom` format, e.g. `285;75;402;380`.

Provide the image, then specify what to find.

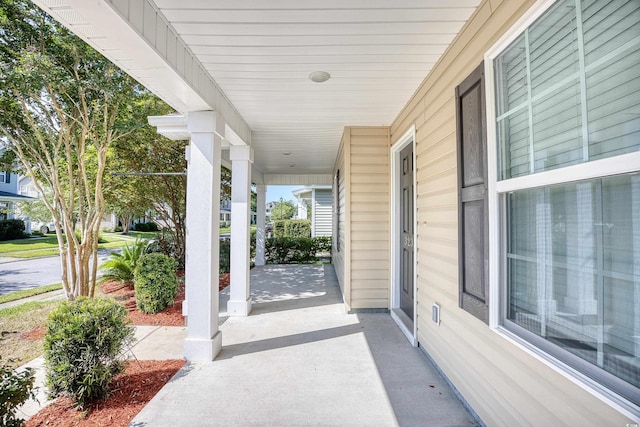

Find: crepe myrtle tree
0;0;138;299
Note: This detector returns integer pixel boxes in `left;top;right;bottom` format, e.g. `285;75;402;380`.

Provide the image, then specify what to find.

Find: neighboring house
38;0;640;425
264;201;277;219
19;176;116;231
0;171;33;220
292;186;332;237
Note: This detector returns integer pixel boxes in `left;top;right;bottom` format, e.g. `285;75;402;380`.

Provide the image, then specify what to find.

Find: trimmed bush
0;220;26;241
44;298;134;409
1;357;36;427
219;238;231;273
312;236;332;253
273;220;286;237
132;222;158;232
134;253;178;314
284;220;311;238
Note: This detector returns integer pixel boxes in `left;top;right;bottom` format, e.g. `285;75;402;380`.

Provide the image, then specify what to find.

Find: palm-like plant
99;238;148;284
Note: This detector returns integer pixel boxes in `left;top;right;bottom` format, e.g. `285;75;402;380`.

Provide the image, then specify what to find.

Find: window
0;172;6;183
492;0;640;407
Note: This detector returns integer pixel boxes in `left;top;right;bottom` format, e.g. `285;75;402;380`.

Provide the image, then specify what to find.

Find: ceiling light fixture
282;151;292;156
309;71;330;83
289;164;296;168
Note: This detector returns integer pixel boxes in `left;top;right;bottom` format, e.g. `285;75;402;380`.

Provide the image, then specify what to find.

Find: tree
0;0;137;299
107;93;232;267
270;199;296;220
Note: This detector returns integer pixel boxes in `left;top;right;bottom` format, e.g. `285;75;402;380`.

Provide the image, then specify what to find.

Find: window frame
0;171;6;183
484;0;640;417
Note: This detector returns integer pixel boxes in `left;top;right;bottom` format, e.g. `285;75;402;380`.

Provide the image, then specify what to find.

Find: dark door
400;143;414;319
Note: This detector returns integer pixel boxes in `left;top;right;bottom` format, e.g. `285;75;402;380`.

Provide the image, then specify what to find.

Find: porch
133;264;478;426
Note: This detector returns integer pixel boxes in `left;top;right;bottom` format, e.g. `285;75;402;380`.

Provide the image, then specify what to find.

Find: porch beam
183;110;223;360
255;184;267;266
228;146;254;316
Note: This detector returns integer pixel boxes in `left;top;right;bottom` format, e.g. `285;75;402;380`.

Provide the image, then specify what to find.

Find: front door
399;143;414;319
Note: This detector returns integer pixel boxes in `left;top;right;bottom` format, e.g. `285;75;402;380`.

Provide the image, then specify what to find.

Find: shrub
0;357;36;427
134;253;178;314
284;220;311;238
99;238;148;284
219;238;231;274
44;298;134;409
312;236;332;253
133;222;159;232
263;236;333;264
0;220;26;241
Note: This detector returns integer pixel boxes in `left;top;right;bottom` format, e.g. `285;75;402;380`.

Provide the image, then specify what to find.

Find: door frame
390;125;418;347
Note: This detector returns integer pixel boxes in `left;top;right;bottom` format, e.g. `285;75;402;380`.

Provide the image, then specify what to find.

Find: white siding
390;0;636;425
313;189;333;237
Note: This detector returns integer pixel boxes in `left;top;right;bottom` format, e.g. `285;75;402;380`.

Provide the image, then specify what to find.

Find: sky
265;185;300;204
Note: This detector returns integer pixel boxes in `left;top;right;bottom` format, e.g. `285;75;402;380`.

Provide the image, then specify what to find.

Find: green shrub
0;357;36;427
273;220;285;237
134;253;178;314
311;236;332;253
133;222;159;232
219;238;231;274
44;298;134;409
264;236;333;264
0;220;26;241
99;238;148;284
284;220;311;238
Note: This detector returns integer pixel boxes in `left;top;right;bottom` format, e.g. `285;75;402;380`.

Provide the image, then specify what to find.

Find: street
0;251;111;295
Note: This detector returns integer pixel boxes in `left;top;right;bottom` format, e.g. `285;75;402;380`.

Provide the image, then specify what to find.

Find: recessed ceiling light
282;151;292;156
309;71;330;83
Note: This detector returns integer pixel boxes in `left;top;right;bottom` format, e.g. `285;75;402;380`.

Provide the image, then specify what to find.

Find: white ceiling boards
34;0;480;177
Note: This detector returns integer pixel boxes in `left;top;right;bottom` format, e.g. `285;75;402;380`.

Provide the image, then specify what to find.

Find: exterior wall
334;127;390;311
332;137;347;298
390;0;635;425
312;189;332;237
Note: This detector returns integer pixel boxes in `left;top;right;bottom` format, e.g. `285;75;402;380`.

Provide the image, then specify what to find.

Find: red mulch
25;271;230;426
99;271;231;327
25;359;185;427
20;326;47;341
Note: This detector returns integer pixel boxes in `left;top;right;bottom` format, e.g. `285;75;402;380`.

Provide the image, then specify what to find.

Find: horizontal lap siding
313;190;333;236
332;137;346;297
390;0;632;425
348;127;390;310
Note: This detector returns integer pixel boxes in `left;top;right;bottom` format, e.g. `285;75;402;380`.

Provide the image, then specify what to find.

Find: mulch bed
25;271;230;425
25;360;185;427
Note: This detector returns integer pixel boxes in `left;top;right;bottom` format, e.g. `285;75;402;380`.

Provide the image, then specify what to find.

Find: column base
227;298;252;317
183;331;222;361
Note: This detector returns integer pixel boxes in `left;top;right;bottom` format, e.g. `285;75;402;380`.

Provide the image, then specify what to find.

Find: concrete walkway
132;265;479;427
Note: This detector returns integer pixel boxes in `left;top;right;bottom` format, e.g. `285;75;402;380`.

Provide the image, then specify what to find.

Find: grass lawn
0;283;62;305
0;233;145;259
0;300;61;368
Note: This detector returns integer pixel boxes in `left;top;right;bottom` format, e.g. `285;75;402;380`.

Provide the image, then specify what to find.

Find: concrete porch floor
132;264;479;427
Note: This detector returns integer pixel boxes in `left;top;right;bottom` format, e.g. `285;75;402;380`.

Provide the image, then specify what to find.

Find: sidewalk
15;325;186;421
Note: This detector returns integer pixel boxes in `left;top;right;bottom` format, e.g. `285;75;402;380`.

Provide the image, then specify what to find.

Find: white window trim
484;0;640;419
390;125;417;347
0;171;6;183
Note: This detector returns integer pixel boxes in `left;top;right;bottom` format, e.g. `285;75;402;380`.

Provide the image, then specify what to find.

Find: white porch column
227;145;254;316
255;184;266;266
183;111;223;361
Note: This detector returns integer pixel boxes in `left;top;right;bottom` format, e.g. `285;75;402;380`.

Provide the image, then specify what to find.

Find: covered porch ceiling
33;0;480;182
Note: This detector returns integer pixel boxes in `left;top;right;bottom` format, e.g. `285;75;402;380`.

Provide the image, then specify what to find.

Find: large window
493;0;640;407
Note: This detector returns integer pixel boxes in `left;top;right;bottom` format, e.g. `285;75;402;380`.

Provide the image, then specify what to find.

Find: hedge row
272;220;311;238
0;219;25;241
265;236;331;264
